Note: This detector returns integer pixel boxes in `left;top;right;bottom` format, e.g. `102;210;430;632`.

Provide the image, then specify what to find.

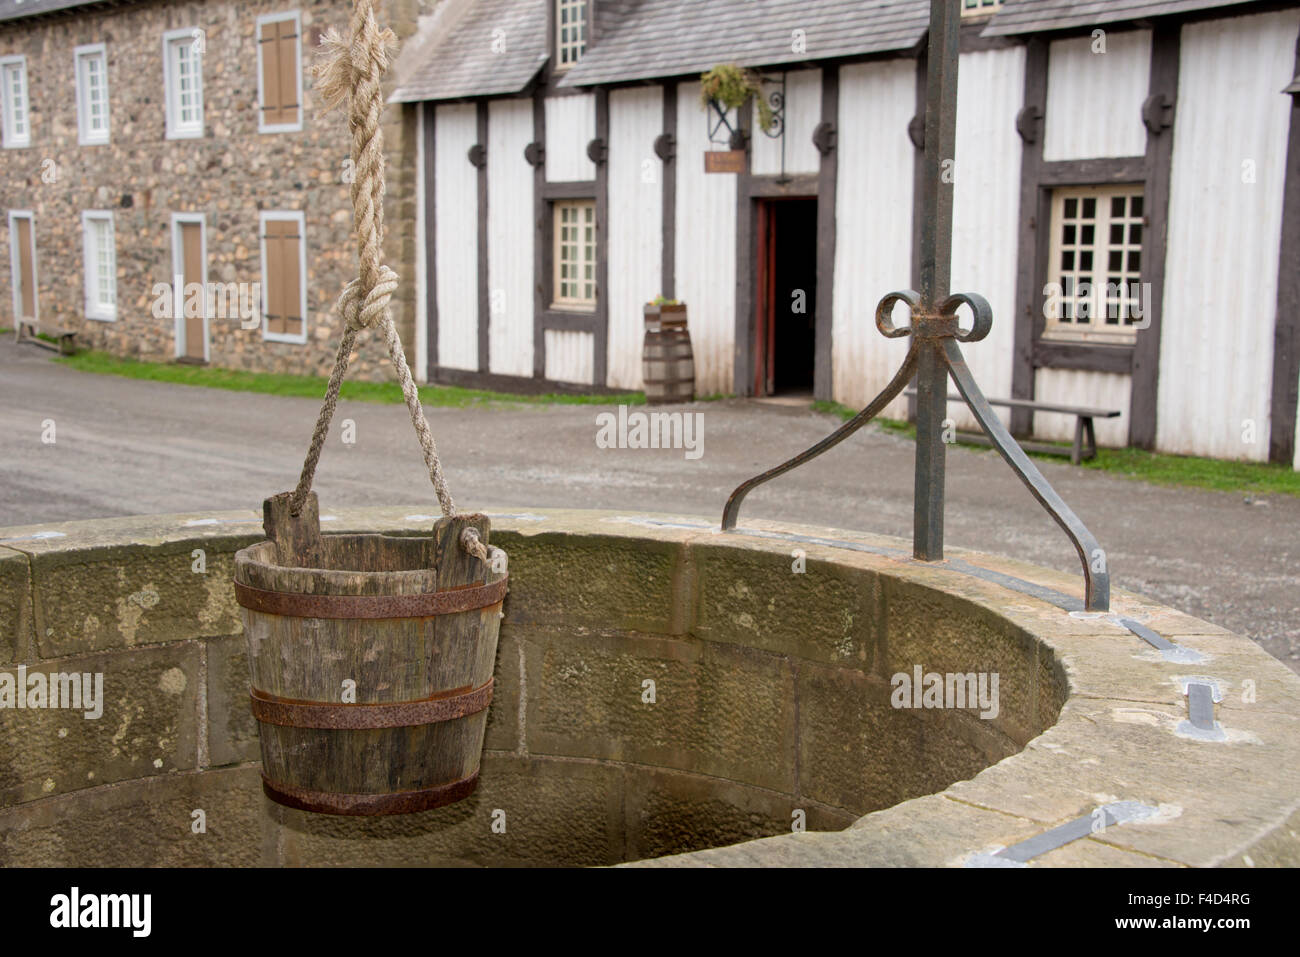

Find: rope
289;0;455;520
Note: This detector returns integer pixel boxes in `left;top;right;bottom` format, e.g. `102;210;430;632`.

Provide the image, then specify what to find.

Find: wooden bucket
643;304;695;405
233;493;506;815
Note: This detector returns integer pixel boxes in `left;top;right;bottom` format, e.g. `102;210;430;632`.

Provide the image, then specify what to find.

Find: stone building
0;0;424;379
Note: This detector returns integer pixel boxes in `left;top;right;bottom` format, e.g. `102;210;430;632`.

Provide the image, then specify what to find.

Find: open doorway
754;197;817;397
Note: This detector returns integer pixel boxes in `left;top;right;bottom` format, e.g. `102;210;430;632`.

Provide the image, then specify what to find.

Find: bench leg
1083;416;1097;461
1072;418;1084;465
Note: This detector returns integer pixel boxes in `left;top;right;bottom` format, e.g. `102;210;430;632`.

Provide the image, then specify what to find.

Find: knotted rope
289;0;455;521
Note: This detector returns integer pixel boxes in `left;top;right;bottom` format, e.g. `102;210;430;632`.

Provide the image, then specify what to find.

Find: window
961;0;1002;16
75;44;110;145
552;200;596;309
556;0;587;69
1043;185;1146;345
1;56;30;148
257;12;302;133
82;211;116;321
260;211;307;343
163;28;204;139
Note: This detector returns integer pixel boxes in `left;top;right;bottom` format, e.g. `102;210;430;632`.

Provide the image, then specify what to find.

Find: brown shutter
259;20;282;126
15;217;35;319
181;222;205;359
281;219;303;336
277;21;300;126
262;219;303;337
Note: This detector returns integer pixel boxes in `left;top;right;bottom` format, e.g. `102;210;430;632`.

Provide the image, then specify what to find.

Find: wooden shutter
259;19;300;127
15;217;34;319
262;218;303;337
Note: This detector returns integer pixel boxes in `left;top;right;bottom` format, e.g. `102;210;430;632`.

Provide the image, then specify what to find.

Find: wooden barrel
643;305;695;404
233;497;505;816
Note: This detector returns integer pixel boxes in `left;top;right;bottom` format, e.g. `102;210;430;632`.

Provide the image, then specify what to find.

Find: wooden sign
704;149;745;174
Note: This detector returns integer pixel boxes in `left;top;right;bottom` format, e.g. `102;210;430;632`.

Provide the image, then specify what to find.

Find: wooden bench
14;319;77;356
902;390;1121;465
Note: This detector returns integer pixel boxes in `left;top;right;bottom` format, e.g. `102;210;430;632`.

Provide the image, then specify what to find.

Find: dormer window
961;0;1002;16
556;0;587;69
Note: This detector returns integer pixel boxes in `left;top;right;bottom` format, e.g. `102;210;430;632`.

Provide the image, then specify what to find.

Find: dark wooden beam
475;100;490;374
1130;22;1180;449
423;100;438;376
748;173;819;197
532;90;547;380
541;180;598;199
814;65;838;403
1033;341;1135;374
1039;156;1147;186
1009;37;1048;436
661;81;677;300
428;366;630;396
540;310;598;332
1270;30;1300;465
734;99;756;396
593;87;610;387
907;50;927;423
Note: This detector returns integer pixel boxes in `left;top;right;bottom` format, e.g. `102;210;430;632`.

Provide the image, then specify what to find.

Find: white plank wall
832;60;915;416
1159;9;1299;460
544;329;595;384
1043;29;1151;162
546;94;597;182
434;103;479;372
606;85;663;390
675;81;737;395
948;46;1026;433
487;98;535;378
415;104;427;381
751;69;821;177
1034;369;1132;446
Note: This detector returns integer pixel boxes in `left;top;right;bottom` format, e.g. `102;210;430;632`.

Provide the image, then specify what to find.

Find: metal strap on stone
287;0;464;548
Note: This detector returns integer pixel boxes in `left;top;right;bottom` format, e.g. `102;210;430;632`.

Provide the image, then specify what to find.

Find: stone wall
1;508;1297;867
0;0;421;380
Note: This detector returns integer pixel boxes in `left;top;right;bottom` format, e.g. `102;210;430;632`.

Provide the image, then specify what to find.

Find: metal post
913;0;961;562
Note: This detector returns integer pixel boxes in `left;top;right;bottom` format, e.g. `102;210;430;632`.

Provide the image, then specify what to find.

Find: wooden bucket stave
234;505;505;815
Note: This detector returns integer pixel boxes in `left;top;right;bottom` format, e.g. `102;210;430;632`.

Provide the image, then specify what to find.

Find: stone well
0;508;1296;867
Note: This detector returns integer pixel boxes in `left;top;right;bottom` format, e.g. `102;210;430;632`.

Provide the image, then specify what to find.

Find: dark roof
981;0;1264;36
0;0;131;22
390;0;547;103
559;0;930;87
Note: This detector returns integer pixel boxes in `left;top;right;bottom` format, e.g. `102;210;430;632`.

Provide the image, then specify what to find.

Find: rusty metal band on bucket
233;575;507;619
261;771;481;816
249;679;494;729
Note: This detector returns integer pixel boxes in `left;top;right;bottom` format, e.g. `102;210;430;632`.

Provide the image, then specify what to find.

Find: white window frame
171;212;209;362
81;210;117;322
163;27;204;140
1043;183;1146;346
0;55;31;148
961;0;1003;17
8;210;37;324
555;0;587;70
74;43;111;146
256;10;304;134
551;199;597;310
259;210;308;345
